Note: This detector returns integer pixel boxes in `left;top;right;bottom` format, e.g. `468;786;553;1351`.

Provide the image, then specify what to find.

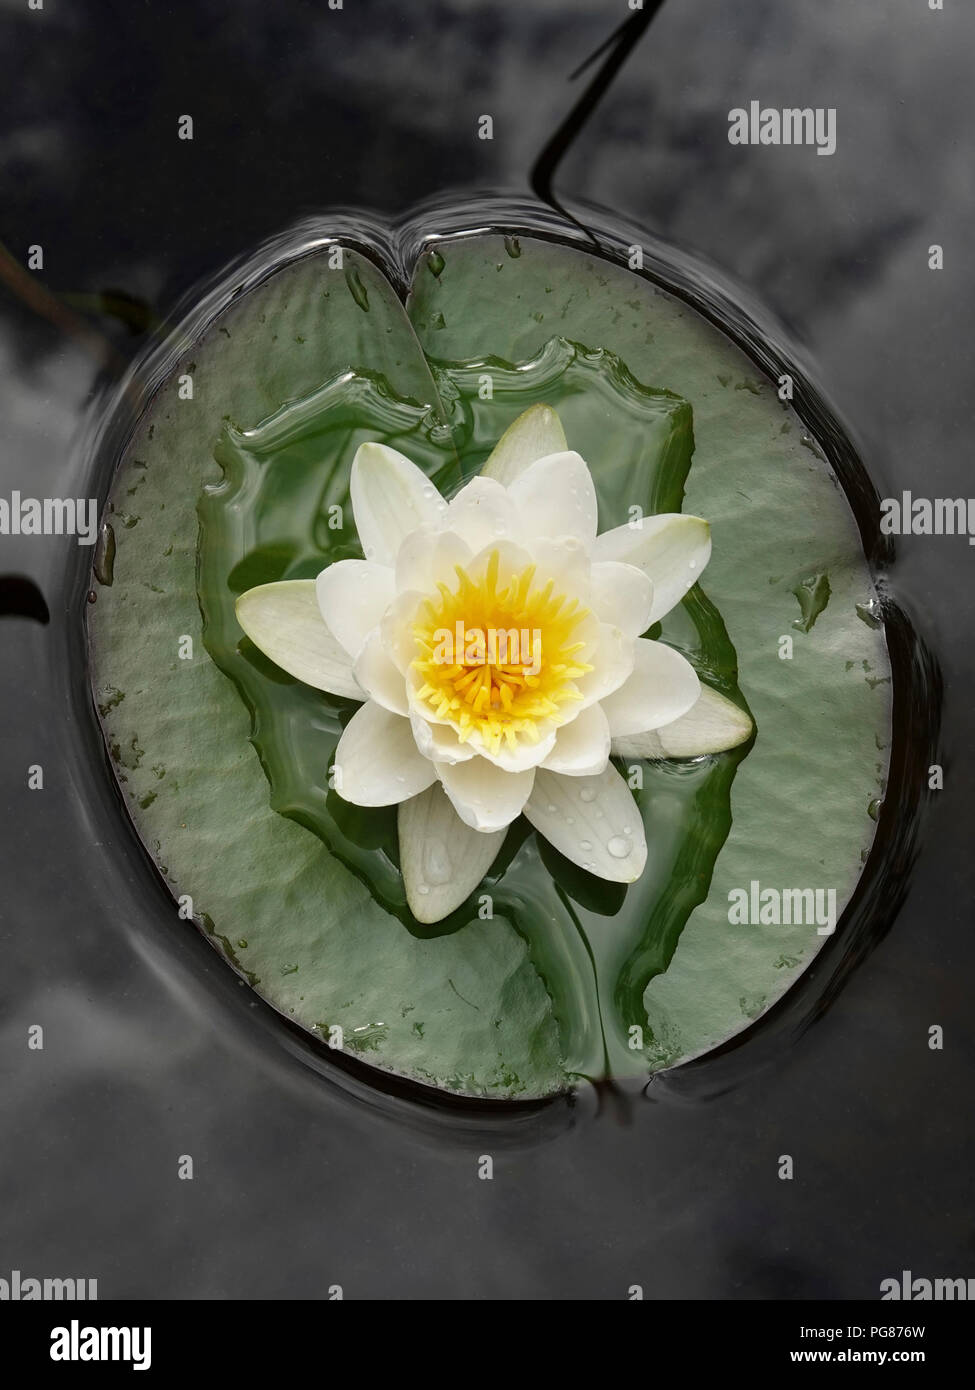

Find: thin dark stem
530;2;669;245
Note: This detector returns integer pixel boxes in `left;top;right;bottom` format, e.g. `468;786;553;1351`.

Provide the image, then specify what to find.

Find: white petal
394;526;471;596
235;580;362;699
353;628;408;715
575;622;635;709
611;684;753;759
334;701;436;806
350;442;446;565
482;404;568;487
462;537;536;585
507;450;598;550
409;707;475;765
381;590;424;675
532;536;591;598
316;559;395;659
541;704;611;776
600;638;700;737
398;784;506;924
444;475;519;551
473;728;557;773
524;765;647;883
436;757;535;832
590;561;654;637
592;514;711;623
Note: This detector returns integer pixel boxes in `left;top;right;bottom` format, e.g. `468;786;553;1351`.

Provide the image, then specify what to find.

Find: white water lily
236;405;752;923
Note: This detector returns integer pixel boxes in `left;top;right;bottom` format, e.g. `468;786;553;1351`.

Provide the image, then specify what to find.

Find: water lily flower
236;405;752;922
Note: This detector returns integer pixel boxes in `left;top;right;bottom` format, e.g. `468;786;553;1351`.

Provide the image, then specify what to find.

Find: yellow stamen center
411;549;593;757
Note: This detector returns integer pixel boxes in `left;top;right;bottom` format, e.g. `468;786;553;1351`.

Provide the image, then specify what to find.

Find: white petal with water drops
443;476;519;552
589;560;654;637
524;765;647;882
531;535;592;598
350;441;446;565
592;513;711;624
334;701;437;805
507;450;599;551
398;783;506;924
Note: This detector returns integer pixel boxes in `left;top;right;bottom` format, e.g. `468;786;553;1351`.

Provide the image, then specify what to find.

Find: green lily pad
88;228;890;1098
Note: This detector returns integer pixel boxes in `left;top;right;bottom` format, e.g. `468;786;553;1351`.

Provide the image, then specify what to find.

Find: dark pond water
1;0;972;1298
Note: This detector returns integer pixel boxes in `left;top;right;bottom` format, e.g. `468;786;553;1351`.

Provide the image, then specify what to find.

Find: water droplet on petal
579;787;596;803
566;815;575;825
607;835;630;858
417;884;430;896
579;839;592;851
423;838;451;884
547;803;557;814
